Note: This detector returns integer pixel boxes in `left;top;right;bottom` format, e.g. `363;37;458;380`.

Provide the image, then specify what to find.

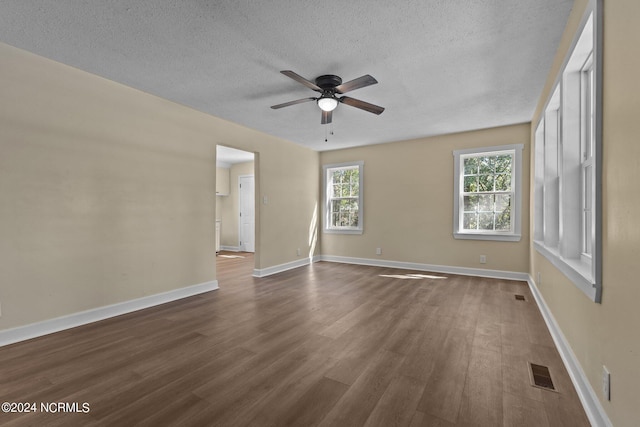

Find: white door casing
239;175;255;252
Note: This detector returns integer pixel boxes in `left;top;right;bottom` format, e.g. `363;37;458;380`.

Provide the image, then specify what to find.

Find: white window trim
323;161;364;234
453;144;523;242
533;0;602;303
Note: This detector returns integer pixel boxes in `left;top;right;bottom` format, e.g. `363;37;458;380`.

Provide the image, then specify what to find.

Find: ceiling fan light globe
317;97;338;112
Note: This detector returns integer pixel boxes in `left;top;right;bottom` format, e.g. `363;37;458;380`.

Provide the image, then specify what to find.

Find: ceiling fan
271;70;385;125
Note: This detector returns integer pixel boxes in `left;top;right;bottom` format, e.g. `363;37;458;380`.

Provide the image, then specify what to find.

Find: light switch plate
602;366;610;400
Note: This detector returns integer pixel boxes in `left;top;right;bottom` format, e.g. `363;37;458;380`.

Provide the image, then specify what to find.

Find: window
533;2;602;303
453;144;523;241
323;161;363;234
580;53;595;262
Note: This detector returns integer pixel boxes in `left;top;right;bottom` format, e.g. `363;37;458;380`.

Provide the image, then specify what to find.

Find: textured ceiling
217;145;254;167
0;1;573;152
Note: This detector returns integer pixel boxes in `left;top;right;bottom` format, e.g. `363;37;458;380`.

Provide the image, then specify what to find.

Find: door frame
238;174;255;253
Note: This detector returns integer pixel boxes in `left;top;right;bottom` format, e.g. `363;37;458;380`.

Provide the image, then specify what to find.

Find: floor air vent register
528;363;557;392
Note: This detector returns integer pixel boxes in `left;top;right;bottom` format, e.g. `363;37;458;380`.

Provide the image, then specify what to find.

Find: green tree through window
330;167;360;227
462;153;514;232
323;162;364;233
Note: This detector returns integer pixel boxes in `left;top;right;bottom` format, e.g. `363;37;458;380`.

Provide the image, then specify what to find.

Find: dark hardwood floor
0;252;589;426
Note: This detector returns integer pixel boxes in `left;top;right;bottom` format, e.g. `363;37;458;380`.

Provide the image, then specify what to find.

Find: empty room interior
0;1;638;426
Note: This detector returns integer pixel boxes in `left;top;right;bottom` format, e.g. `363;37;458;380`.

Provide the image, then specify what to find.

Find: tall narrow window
453;144;523;241
323;161;364;234
581;54;595;261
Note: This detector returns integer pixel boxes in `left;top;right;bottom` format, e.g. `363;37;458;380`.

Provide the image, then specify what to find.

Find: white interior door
239;175;255;252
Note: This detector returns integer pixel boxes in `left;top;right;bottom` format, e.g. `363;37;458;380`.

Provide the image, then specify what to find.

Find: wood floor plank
503;392;550;427
398;315;450;382
409;411;456;427
416;326;474;423
472;301;502;353
259;377;349;427
319;299;382;339
456;346;503;426
322;311;399;386
319;349;405;427
0;253;589;426
363;374;425;427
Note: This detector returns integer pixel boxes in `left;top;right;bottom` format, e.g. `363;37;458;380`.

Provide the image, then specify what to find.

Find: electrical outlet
0;301;2;317
603;366;610;400
376;248;382;255
480;255;486;264
537;272;541;284
296;248;301;256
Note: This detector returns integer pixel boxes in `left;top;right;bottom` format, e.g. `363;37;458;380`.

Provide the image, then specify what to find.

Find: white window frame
453;144;523;242
323;161;364;234
533;0;602;303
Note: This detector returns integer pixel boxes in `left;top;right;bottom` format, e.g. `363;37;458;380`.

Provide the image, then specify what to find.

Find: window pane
464;176;478;192
495;155;512;173
463;195;479;212
478;212;494;230
332;213;340;226
495;194;511;212
478;194;494;212
583;164;593;255
464;157;479;174
332;183;341;197
495;173;511;191
350;212;359;227
463;213;478;230
584;210;592;254
478;174;494;192
496;207;511;231
350;180;359;197
479;156;494;174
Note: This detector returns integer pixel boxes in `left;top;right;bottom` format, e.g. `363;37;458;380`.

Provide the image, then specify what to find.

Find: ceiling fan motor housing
315;75;342;91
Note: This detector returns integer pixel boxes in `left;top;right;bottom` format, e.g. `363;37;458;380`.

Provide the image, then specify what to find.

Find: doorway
216;145;256;280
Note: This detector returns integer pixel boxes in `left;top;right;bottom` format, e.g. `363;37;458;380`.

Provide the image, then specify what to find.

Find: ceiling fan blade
335;75;378;94
321;110;332;125
280;70;322;92
340;96;385;115
271;97;316;109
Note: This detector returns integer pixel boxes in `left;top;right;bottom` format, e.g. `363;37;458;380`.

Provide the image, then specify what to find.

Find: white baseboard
317;255;528;281
527;276;612;427
0;280;218;348
253;257;313;278
219;245;241;252
252;254;527;281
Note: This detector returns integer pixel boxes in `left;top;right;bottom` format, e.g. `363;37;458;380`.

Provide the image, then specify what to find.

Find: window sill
533;240;601;302
454;232;521;242
323;228;363;235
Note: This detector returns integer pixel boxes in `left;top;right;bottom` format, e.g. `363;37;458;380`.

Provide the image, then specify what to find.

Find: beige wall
0;42;319;330
320;123;530;274
530;0;640;425
218;161;254;248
